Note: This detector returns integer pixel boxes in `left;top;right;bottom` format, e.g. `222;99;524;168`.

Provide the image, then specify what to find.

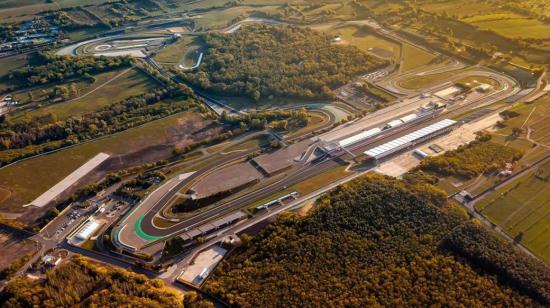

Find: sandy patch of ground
376;153;421;177
167;27;188;33
295;198;318;216
0;229;39;270
0;187;12;204
179;245;227;286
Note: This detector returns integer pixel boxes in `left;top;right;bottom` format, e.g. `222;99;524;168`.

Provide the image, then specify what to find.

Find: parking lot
41;198;131;241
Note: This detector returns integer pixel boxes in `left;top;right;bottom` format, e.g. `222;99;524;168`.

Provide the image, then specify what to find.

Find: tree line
221;107;309;130
0;83;197;166
8;52;132;87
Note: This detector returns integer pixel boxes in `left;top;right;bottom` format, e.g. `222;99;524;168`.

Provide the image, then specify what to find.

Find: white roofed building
338;128;382;148
476;84;492;92
75;220;100;241
365;119;457;160
399;113;418;123
434;86;462;99
386;119;404;129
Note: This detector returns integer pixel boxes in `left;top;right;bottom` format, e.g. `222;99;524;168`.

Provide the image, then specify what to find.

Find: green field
462;13;550;40
470;94;550;261
193;5;278;30
0;110;197;209
397;68;467;90
11;67;158;121
400;43;437;72
475;160;550;262
290;164;349;195
220;134;269;154
0;53;34;91
454;76;501;89
154;36;205;66
320;25;401;60
421;1;504;18
0;0;112;23
66;26;108;42
0;54;32;78
494;95;550;144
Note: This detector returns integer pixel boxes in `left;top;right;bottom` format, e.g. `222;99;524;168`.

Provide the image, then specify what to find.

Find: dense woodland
444;222;550;304
0;256;213;307
9;53;132;87
415;133;523;179
180;24;386;101
205;174;548;307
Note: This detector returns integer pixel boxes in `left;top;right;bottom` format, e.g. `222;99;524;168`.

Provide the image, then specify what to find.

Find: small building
385;119;404;129
413;149;429;159
458;190;473;202
365;119;457;160
256;200;279;211
337;127;382;148
476;84;492;92
41;255;61;267
399;113;418;124
434;86;462;99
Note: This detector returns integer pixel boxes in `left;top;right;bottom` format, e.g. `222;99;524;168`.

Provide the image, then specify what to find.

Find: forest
0;255;213;307
415;133;523;179
9;52;132;87
443;222;550;304
205;174;549;307
180;24;386;101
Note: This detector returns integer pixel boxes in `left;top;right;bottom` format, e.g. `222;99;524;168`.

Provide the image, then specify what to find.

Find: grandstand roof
365;119;456;159
338;128;382;148
76;220;100;240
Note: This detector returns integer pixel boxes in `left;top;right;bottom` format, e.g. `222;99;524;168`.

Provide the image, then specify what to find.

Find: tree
273;119;288;131
252;90;261;102
68;82;78;98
